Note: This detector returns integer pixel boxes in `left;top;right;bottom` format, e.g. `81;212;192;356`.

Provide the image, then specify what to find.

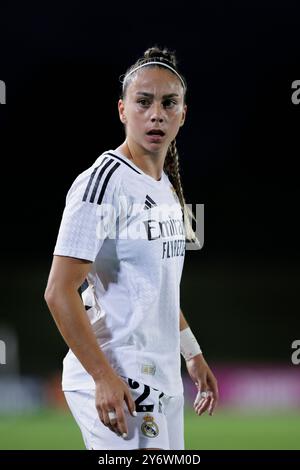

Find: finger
195;395;213;415
194;397;209;413
198;391;212;407
108;422;120;435
207;384;219;415
194;396;208;410
208;390;218;415
212;388;219;406
207;376;219;402
194;399;206;413
107;411;120;433
115;405;128;438
194;386;210;406
103;410;122;436
102;410;112;427
108;414;118;427
96;405;118;433
195;399;210;415
124;389;137;417
96;400;121;436
194;390;202;406
194;390;210;407
208;391;217;416
109;421;122;436
208;397;217;416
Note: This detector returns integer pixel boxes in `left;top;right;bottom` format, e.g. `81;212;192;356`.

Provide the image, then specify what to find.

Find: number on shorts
128;379;154;412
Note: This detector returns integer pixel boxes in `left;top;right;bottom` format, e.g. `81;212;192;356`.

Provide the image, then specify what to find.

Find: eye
163;99;177;108
137;99;151;107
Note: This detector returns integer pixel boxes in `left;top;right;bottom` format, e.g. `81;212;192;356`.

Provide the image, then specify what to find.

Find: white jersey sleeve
54;156;122;262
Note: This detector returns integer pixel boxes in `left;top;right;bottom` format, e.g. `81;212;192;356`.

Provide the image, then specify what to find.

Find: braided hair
121;45;199;244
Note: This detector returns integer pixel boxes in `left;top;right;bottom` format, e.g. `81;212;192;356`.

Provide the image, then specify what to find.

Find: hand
94;371;136;438
186;354;219;416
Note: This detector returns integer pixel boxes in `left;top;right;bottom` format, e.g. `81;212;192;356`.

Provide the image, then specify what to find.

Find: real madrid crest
141;414;159;438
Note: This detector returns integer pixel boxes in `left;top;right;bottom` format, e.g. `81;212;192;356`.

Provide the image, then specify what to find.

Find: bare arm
45;255;112;380
179;308;189;331
44;255;136;437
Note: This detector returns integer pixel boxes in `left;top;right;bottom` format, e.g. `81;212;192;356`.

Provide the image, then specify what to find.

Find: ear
118;99;127;124
180;104;187;126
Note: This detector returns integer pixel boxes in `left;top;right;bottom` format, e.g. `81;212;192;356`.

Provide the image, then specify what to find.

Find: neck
116;139;166;181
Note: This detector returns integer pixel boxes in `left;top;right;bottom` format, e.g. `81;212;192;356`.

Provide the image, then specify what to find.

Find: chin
145;140;169;153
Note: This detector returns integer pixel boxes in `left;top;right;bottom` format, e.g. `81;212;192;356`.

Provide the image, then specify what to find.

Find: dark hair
121;45;187;99
120;46;197;243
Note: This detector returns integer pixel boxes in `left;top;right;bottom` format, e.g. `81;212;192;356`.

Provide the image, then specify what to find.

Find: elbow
44;284;64;331
44;283;65;328
44;282;59;310
44;286;54;309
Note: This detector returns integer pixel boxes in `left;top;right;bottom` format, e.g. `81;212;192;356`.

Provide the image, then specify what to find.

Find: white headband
123;61;186;89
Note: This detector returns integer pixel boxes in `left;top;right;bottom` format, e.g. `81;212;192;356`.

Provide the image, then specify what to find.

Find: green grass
184;408;300;450
0;408;299;450
0;409;84;450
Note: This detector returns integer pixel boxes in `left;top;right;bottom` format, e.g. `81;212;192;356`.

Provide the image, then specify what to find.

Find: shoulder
66;151;131;206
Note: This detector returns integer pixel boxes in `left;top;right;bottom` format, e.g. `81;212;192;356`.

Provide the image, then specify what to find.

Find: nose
150;102;164;123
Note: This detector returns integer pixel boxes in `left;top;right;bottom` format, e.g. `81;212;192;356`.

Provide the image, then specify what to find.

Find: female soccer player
45;45;218;450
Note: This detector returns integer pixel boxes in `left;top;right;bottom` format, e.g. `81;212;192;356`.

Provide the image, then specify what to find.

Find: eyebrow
135;92;179;99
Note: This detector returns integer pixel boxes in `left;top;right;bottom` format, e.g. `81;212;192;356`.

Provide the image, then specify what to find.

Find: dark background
0;1;299;376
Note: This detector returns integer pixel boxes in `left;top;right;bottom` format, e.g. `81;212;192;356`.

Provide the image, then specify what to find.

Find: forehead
126;66;184;97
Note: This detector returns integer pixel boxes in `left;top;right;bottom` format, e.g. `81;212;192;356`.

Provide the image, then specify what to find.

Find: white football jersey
54;148;186;396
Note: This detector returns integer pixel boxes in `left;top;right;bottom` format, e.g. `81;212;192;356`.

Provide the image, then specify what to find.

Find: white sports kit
54;149;186;449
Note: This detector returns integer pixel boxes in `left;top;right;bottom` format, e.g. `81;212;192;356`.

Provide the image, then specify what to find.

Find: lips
146;129;165;136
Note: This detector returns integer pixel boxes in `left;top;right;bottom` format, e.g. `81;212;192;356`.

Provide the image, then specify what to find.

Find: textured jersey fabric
54;149;186;396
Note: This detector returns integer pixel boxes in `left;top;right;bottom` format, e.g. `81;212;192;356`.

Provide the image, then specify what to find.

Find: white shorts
64;376;184;450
